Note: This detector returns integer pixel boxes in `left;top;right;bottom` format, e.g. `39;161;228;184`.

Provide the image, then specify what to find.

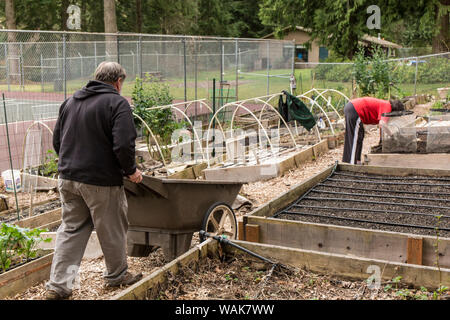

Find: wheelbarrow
123;175;243;260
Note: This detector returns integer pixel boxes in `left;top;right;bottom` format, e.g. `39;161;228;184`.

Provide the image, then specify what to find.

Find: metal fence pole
235;39;239;102
194;41;198;118
139;36;143;78
116;35;120;64
131;51;135;77
94;41;98;67
40;54;44;92
183;38;187;103
220;39;223;108
414;56;418;96
267;42;270;95
20;43;24;91
78;52;83;77
5;43;10;92
63;33;67;100
156;51;159;72
291;40;295;76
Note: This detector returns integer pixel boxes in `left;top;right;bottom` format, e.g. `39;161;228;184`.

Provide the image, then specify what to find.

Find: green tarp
279;91;316;131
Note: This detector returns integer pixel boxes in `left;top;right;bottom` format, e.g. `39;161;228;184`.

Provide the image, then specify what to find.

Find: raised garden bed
203;140;328;183
241;163;450;269
113;238;450;300
0;250;53;299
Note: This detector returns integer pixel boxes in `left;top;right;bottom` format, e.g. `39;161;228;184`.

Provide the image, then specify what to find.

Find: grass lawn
0;67;445;104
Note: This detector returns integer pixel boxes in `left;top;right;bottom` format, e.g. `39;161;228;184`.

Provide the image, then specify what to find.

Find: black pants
342;102;365;164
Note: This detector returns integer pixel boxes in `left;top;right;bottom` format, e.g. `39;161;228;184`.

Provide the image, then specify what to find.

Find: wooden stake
407;237;423;265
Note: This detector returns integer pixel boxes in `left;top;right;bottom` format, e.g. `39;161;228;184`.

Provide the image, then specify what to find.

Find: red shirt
351;97;392;125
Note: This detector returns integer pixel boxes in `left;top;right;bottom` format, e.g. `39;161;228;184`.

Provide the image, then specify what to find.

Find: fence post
117;35;120;64
194;40;198;117
235;39;239;102
183;38;187;103
63;33;67;100
139;36;143;78
135;41;139;77
20;43;24;91
291;40;295;76
267;41;270;95
5;43;10;92
40;54;44;93
414;56;418;96
156;50;159;72
94;41;98;67
220;39;223;108
78;52;83;78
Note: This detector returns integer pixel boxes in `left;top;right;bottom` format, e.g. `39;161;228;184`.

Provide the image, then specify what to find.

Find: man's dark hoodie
53;80;137;186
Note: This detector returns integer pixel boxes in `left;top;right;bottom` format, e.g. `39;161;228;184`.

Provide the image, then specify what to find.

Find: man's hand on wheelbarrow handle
127;168;143;184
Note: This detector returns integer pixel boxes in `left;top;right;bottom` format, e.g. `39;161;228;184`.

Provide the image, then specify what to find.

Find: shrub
353;46;394;98
132;74;187;160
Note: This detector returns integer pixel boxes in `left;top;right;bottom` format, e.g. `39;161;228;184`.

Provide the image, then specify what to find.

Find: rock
0;194;9;211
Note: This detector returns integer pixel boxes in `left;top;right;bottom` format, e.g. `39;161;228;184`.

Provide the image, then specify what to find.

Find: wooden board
364;153;450;170
244;216;450;268
113;239;214;300
0;251;53;299
14;208;62;229
227;241;450;291
203;140;329;183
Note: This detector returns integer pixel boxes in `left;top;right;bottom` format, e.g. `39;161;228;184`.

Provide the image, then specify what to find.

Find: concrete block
38;232;103;259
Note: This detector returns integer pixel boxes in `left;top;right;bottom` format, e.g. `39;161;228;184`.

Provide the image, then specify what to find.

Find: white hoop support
297;94;335;136
21;121;54;170
146;105;205;161
205;103;275;168
133;113;168;170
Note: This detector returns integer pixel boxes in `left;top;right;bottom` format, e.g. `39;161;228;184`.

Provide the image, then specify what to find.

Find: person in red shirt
342;97;404;164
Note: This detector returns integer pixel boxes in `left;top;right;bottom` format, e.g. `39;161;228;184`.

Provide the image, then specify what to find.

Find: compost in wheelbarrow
123;175;242;260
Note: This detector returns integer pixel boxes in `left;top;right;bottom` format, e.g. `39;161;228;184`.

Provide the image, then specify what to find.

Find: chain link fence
295;52;450;102
0;30;294;197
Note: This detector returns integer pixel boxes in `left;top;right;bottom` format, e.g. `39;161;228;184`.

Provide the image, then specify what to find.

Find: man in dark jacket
45;62;143;300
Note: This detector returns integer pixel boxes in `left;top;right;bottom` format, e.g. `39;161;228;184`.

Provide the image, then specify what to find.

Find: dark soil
0;200;61;224
277;171;450;238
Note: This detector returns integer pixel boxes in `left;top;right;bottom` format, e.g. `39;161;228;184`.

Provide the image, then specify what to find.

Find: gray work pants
46;178;129;295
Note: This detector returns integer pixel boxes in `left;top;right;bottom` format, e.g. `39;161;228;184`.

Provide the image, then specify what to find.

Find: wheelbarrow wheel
200;202;237;242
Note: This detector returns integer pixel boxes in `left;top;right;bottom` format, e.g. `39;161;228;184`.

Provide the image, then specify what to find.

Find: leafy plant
41;149;58;178
0;224;24;272
18;227;51;260
0;223;51;273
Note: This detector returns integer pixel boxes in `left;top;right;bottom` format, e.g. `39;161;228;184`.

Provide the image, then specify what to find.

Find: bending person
342;97;404;164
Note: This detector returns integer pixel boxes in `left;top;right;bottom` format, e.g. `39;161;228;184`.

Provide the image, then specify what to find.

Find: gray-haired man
45;62;143;300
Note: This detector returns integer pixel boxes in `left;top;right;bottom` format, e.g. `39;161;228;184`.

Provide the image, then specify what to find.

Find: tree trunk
5;0;20;84
61;0;69;31
81;0;87;32
104;0;118;60
136;0;142;33
432;3;449;53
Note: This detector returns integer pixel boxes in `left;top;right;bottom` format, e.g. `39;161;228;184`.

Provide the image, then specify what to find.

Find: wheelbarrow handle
123;175;169;199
